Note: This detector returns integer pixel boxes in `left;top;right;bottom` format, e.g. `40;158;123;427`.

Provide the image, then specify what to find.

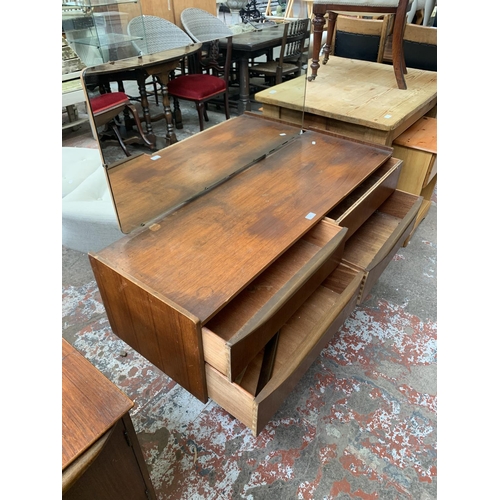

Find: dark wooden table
62;339;157;499
82;44;202;151
229;24;287;112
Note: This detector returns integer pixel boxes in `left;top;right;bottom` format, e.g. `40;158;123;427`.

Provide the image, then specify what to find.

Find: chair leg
392;4;408;89
323;11;338;65
196;102;205;131
224;92;230;120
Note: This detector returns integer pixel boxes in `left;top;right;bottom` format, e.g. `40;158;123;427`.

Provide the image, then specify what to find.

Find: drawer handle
366;196;423;271
227;226;348;381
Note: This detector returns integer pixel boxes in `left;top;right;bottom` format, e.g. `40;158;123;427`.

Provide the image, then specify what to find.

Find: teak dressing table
89;114;422;435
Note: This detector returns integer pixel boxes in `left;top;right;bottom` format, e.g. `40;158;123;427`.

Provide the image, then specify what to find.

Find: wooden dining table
228;23;287;112
255;55;437;146
82;43;202;149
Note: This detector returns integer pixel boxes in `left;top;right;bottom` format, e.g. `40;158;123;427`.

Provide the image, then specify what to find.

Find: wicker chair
127;16;193;106
127;15;193;54
180;8;233;43
309;0;414;89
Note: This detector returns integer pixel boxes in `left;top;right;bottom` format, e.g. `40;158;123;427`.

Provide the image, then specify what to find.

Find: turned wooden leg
159;80;178;145
173;98;183;129
308;8;327;81
322;11;338;65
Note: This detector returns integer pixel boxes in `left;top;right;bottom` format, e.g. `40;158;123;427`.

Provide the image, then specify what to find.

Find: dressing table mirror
78;2;312;234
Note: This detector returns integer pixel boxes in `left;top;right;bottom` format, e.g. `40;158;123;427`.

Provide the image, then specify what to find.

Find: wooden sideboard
89;114;422;435
62;339;157;499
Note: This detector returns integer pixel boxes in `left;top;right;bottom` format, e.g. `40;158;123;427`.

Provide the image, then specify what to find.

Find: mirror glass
71;0;312;233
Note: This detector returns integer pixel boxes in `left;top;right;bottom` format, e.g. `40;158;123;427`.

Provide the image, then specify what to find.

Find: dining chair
402;23;436;71
249;18;311;88
309;0;414;89
127;15;193;105
328;14;392;63
167;36;233;131
89;91;154;157
180;8;233;43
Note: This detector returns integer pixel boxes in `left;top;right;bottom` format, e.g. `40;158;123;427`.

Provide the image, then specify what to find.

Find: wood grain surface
62;339;133;470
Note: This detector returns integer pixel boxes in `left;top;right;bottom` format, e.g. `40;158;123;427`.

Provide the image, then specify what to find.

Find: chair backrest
181;8;233;43
127;15;193;55
402;23;437;71
279;18;311;65
332;14;391;63
197;36;233;85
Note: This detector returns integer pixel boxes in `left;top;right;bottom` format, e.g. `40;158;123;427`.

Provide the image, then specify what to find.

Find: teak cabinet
62;339;157;499
89;115;422;435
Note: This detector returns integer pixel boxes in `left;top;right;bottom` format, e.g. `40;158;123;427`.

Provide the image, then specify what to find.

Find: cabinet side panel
89;255;207;401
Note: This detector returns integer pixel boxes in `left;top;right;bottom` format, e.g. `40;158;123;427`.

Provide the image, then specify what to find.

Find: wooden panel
141;0;176;23
328;157;402;239
393;145;435;195
393;116;437;154
96;116;392;324
62;339;133;471
89;256;208;402
172;0;217;27
63;415;155;500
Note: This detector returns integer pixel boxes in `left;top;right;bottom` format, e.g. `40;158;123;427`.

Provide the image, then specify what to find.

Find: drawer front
341;189;423;304
206;265;364;436
328;158;402;240
203;220;348;382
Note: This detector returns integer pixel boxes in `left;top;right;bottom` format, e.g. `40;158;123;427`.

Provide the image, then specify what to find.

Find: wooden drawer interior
202;218;347;381
340;189;423;302
206;263;364;436
328;157;402;239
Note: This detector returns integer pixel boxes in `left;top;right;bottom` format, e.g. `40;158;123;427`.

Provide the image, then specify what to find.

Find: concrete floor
62;92;437;499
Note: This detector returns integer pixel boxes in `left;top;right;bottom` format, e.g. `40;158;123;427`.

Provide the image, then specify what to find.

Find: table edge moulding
88;113;423;436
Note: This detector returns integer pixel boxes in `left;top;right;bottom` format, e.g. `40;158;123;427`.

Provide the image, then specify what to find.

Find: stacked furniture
89;114;422;435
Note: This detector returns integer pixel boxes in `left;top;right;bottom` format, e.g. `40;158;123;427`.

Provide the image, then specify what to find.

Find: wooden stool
392;115;437;245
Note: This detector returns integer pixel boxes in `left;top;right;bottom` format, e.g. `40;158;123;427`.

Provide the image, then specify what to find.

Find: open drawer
202;218;348;382
328;157;403;240
335;189;423;304
206;263;364;436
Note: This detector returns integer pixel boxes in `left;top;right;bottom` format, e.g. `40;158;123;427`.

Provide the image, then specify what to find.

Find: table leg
238;55;251;113
159;79;178;146
136;73;156;144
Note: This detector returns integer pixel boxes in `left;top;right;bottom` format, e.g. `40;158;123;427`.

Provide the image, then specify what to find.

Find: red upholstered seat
167;36;233;132
90;92;130;114
167;75;226;100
